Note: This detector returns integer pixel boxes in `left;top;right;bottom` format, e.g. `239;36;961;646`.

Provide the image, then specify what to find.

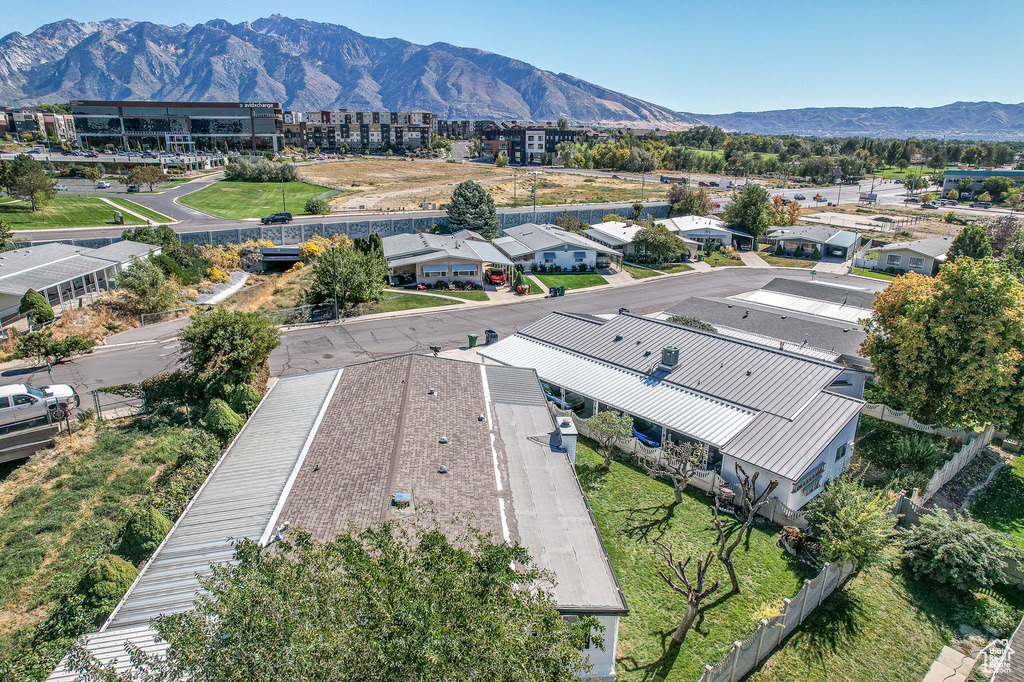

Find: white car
55;184;68;191
96;181;111;189
0;383;79;429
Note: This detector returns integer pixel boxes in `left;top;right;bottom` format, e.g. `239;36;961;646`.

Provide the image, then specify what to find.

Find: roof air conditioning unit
661;346;680;368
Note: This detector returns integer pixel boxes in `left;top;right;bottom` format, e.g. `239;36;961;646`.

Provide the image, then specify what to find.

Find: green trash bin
558;286;566;296
468;333;478;348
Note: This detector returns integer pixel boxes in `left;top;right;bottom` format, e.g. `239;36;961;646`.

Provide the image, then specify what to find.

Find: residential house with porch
479;312;865;510
656;215;753;248
381;233;513;286
584;221;700;261
865;236;951;276
766;225;860;259
493;223;617;271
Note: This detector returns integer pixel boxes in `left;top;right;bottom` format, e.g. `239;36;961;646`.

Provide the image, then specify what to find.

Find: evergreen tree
446;181;501;239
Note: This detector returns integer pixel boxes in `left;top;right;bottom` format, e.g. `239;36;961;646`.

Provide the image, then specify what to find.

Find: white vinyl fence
698;559;856;682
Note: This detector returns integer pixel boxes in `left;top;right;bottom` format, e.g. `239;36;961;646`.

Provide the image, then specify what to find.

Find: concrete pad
920;646;975;682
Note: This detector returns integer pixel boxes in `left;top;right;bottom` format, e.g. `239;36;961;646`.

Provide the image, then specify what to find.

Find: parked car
542;388;585;413
485;270;506;285
54;184;68;191
0;383;79;430
971;201;992;209
126;185;140;193
260;211;293;225
920;202;938;209
96;181;111;189
697;181;709;187
708;181;719;187
794;194;806;200
903;197;919;203
780;198;792;205
873;216;895;223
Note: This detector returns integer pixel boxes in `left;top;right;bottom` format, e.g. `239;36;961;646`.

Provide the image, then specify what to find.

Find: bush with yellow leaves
206;267;230;284
202;239;276;271
298;233;352;259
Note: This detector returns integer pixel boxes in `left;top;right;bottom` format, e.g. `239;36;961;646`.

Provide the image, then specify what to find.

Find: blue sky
5;0;1022;113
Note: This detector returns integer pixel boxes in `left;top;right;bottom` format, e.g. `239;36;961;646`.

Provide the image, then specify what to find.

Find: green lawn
534;273;609;290
373;291;462;313
705;252;744;267
105;197;172;223
0;196;146;229
434;290;490;301
759;254;818;269
660;262;695;274
623;264;664;279
971;455;1024;552
575;441;814;681
851;267;896;281
178;180;334;219
522;275;546;294
747;569;956;682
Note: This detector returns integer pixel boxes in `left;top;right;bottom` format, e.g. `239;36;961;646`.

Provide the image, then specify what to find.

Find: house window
573;251;586;263
451;265;477;277
543;252;557;263
835;444;848;462
886;254;902;266
909;257;924;269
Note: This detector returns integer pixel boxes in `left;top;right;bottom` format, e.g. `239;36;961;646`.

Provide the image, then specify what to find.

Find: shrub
201;399;245;442
206;267;230;284
19;288;54;323
794;244;804;257
811;246;821;259
81;554;138;611
305;197;330;215
900;509;1020;591
118;506;172;564
774;243;784;255
16;330;93;364
230;384;262;416
119;255;177;314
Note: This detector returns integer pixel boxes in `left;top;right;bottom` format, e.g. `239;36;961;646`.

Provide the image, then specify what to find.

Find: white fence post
755;619;768;662
798;579;811;622
729;642;742;682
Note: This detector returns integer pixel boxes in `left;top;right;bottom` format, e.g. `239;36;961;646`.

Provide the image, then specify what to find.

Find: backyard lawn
178;180;334;219
534;273;609;290
0;196;147;229
623;264;664;279
971;455;1024;552
575;441;814;681
105;197;172;223
758;254;818;269
851;267;896;280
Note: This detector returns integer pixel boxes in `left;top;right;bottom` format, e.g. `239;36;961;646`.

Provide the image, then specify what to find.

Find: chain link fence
264;302;338;327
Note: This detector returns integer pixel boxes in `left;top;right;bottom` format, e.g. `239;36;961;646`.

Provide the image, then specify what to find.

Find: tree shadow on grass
575;460;611;493
614;502;677;544
799;583;866;664
618;627;685;682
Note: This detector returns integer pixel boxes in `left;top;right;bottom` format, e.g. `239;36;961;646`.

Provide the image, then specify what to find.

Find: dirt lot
800;204;960;240
300;158;677;211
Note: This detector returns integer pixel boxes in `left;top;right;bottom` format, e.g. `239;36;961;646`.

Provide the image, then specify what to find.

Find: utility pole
512;168;517;208
331;245;343;319
641;171;646;201
281;176;287;212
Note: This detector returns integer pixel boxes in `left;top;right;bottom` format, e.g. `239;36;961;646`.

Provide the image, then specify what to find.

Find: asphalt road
1;268;886;397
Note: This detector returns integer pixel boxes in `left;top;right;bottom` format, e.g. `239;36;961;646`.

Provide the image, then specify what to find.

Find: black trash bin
485;329;498;345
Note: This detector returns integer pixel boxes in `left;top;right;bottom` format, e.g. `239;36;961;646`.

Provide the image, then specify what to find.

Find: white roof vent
439;435;450;444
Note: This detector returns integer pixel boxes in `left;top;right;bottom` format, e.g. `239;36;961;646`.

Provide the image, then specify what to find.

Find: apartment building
482;121;587;164
0;108;76;142
282;109;433;151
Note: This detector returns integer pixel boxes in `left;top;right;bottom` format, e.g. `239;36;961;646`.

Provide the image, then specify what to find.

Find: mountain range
1;16;1022;139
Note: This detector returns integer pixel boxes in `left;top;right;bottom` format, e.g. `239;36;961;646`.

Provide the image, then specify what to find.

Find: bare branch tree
653;541;721;643
712;464;779;593
639;440;703;504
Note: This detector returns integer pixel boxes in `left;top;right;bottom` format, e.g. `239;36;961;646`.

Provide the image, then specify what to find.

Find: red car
698;181;709;187
486;271;506;285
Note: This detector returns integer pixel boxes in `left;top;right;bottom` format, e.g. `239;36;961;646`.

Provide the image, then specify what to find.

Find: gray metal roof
662;297;867;359
492;235;532;258
768;224;855;247
90;240;159;263
48;624;168;682
657;216;750;239
486;366;627;614
104;369;341;630
479;334;757;446
382;232;512;267
762;277;877;309
869;236;952;259
499;223;608;254
722;390;863;481
584;222;700;248
0;241;156;296
515;312;843;418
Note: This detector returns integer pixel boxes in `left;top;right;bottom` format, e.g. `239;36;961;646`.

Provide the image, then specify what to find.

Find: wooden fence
697;559;856;682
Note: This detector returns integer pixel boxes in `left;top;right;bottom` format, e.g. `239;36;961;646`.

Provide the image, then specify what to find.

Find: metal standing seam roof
492;235;532;258
735;290;873;324
47;624;168;682
721;390;864;481
500;223;609;253
767;224;848;245
868;236;952;259
0;241;156;296
515;312;843;418
479;335;757;446
90;240;160;263
761;278;877;309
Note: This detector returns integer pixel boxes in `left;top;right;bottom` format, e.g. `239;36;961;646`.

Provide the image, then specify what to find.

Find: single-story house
381;233;513;286
729;277;876;325
0;240;159;323
656;215;753;247
48;356;627;681
480;311;865;510
493;223;617;271
766;225;860;259
865;236;951;276
659;296;873;374
584;221;700;261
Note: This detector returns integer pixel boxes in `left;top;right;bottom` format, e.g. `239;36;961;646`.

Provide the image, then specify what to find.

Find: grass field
521;275;546;294
851;267;896;280
659;262;695;274
747;569;956;682
575;441;814;681
623;264;664;279
105;197;172;223
178;180;332;219
705;252;744;267
373;291;462;313
433;290;490;301
0;196;147;229
534;273;609;290
971;455;1024;552
758;254;818;268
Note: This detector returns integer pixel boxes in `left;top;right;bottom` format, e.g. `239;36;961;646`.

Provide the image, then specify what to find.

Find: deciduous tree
632;224;690;263
638;440;702;504
862;258;1024;433
949;223;992;260
712;464;778;593
119;255;177;315
586;410;633;469
804;474;896;570
901;510;1019;591
178;309;280;386
652;543;721;643
669;186;713;216
722;183;771;237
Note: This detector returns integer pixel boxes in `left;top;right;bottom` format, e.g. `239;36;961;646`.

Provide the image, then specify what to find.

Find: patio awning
422;264;449;273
